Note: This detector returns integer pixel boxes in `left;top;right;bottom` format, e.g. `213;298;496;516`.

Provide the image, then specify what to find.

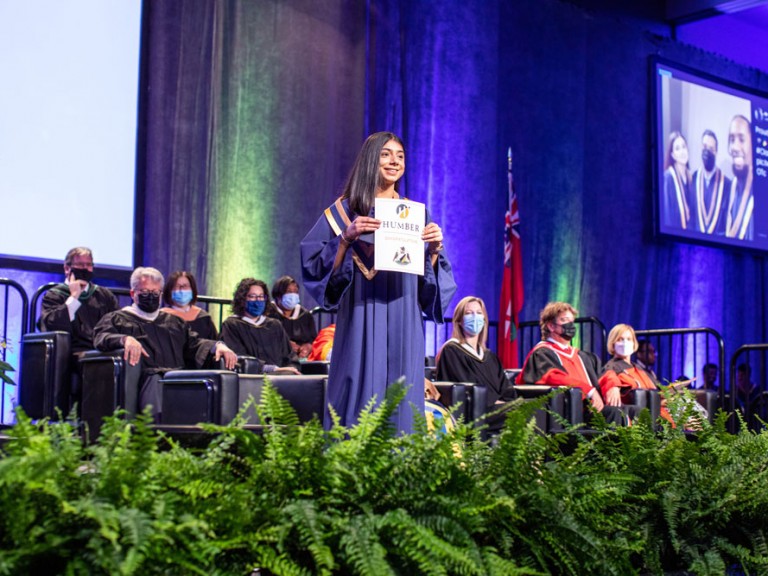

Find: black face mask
137;292;160;313
702;148;716;172
556;321;576;341
70;267;93;283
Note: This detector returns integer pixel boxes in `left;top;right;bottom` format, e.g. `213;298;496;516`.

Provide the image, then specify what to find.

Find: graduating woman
436;296;517;433
300;131;456;433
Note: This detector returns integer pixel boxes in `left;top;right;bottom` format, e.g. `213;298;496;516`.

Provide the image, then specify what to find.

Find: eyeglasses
246;295;266;301
138;290;161;298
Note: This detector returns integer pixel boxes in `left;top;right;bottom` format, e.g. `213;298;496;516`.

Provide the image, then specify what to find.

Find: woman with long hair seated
436;296;516;433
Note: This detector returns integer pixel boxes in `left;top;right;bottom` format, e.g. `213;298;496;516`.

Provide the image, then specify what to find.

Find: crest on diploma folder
374;198;425;276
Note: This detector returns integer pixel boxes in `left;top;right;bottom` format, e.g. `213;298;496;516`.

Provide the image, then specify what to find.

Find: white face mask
614;341;634;358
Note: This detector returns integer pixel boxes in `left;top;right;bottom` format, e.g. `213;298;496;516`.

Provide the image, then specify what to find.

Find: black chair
236;355;266;375
432;381;489;433
79;349;143;440
622;388;662;427
157;372;327;427
19;331;72;419
299;360;330;375
695;389;718;424
159;370;241;425
513;385;584;433
238;374;327;425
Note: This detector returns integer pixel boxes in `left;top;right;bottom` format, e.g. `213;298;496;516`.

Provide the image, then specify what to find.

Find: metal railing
634;327;725;397
728;343;768;433
0;278;29;423
518;316;608;363
29;283;232;334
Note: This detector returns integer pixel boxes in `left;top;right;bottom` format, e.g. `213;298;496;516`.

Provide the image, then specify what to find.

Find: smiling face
378;139;405;190
729;116;752;180
671;135;689;167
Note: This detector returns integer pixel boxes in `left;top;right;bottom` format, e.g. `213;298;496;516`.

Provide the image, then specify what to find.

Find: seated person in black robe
159;270;219;340
93;267;237;418
266;275;318;360
39;246;119;353
436;296;517;434
38;247;120;412
221;278;298;370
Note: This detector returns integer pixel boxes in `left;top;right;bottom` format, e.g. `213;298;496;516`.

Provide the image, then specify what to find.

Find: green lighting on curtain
206;5;277;299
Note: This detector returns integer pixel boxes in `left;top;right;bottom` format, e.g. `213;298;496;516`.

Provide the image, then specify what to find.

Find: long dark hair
342;131;404;216
231;278;270;316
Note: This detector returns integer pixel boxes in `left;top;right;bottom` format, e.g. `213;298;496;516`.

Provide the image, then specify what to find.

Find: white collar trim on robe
239;314;267;327
123;304;160;322
546;337;573;353
447;337;484;360
287;304;301;319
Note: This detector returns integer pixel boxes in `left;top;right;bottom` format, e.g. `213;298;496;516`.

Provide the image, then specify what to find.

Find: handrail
518;316;608;362
0;278;29;424
29;283;233;333
1;278;29;337
634;326;726;407
729;343;768;433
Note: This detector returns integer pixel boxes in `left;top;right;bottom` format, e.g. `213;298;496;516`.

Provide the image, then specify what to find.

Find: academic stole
324;197;377;280
726;175;754;240
669;166;690;229
695;170;724;234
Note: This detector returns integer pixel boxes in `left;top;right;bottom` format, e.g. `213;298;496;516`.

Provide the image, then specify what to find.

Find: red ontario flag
498;148;524;368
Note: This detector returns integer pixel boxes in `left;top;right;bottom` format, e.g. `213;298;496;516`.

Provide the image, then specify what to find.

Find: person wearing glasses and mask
517;301;624;425
266;275;317;360
220;278;298;370
435;296;517;434
93;267;237;418
39;246;119;353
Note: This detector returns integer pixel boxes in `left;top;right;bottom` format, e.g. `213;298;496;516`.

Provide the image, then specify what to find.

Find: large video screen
653;58;768;250
0;1;142;269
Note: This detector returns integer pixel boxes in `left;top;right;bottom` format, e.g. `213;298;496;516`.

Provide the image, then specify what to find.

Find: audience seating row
21;330;718;440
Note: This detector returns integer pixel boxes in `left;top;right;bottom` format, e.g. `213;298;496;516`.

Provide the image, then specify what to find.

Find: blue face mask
463;313;485;336
246;300;266;317
281;293;300;310
172;289;193;306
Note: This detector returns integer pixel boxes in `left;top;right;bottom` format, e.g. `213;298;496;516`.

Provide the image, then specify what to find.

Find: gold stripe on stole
323;197;378;281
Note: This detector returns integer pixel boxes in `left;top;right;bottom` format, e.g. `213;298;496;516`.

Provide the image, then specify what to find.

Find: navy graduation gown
300;198;456;433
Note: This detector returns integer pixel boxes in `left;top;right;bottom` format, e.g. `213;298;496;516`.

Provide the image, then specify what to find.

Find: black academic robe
39;283;119;352
436;340;516;406
93;309;217;373
266;303;318;345
189;310;219;341
220;315;294;367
